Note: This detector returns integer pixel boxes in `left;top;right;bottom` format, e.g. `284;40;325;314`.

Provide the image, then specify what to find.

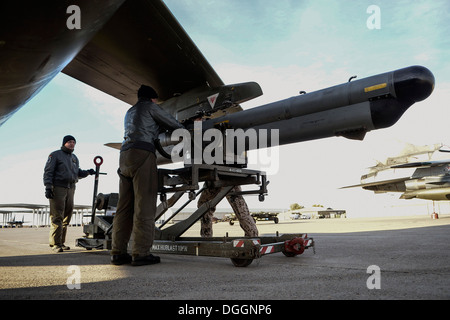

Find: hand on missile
88;169;95;175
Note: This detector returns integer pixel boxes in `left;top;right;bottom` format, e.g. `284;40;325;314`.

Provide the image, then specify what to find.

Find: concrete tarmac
1;215;449;301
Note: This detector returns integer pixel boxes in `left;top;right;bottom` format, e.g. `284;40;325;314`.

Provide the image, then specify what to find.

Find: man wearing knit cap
111;85;184;266
43;135;95;252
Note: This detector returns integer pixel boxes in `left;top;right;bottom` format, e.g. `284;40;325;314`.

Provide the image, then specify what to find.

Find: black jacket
121;97;183;152
43;148;89;189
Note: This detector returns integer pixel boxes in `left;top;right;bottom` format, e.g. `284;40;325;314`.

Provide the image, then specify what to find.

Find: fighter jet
359;143;443;180
343;144;450;201
0;1;435;164
6;216;25;228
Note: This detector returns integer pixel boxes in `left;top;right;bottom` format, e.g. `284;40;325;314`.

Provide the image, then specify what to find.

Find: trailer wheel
273;217;279;224
282;238;305;257
229;220;234;225
282;251;296;257
230;258;253;267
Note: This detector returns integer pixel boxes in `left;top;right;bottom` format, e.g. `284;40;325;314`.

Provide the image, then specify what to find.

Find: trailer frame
76;163;314;266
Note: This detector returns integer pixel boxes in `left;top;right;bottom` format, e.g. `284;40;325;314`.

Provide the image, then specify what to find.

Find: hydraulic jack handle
90;156;106;224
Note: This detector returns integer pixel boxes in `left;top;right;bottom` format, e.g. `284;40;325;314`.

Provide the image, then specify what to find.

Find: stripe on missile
364;82;387;93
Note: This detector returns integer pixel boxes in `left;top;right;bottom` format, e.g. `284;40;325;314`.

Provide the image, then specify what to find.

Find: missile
202;65;434;144
142;65;435;165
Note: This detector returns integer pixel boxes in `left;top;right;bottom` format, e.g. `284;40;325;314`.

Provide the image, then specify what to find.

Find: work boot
111;253;132;265
131;254;160;266
52;246;63;253
61;245;70;250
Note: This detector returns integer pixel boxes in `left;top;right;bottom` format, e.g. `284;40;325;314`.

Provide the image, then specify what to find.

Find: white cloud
78;80;129;133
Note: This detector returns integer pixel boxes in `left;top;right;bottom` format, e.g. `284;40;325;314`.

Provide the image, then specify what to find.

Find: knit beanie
62;135;76;146
138;85;158;99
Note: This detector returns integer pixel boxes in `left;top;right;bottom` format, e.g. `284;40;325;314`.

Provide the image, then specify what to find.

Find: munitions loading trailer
228;211;279;225
76;160;314;267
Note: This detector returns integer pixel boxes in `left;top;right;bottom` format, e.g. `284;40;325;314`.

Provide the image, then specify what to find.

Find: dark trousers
111;149;158;257
49;186;75;246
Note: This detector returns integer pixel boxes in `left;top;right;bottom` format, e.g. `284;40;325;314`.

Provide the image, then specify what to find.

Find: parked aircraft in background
343;143;450;201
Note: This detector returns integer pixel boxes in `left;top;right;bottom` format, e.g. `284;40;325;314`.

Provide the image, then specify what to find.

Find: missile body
204;65;434;144
157;65;434;164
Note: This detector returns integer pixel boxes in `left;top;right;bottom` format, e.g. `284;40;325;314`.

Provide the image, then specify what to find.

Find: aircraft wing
341;177;410;190
0;0;224;126
392;160;450;168
62;0;223;105
104;143;122;150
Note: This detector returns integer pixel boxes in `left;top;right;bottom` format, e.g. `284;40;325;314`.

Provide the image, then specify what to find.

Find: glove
45;187;54;199
88;169;95;175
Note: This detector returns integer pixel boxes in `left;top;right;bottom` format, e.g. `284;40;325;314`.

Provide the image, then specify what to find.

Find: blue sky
1;1;449;217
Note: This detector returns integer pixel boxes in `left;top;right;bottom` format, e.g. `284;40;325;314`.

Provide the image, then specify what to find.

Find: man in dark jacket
111;85;184;266
43;135;94;252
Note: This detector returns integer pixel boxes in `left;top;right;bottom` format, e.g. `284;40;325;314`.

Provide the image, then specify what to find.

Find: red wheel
283;237;305;257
